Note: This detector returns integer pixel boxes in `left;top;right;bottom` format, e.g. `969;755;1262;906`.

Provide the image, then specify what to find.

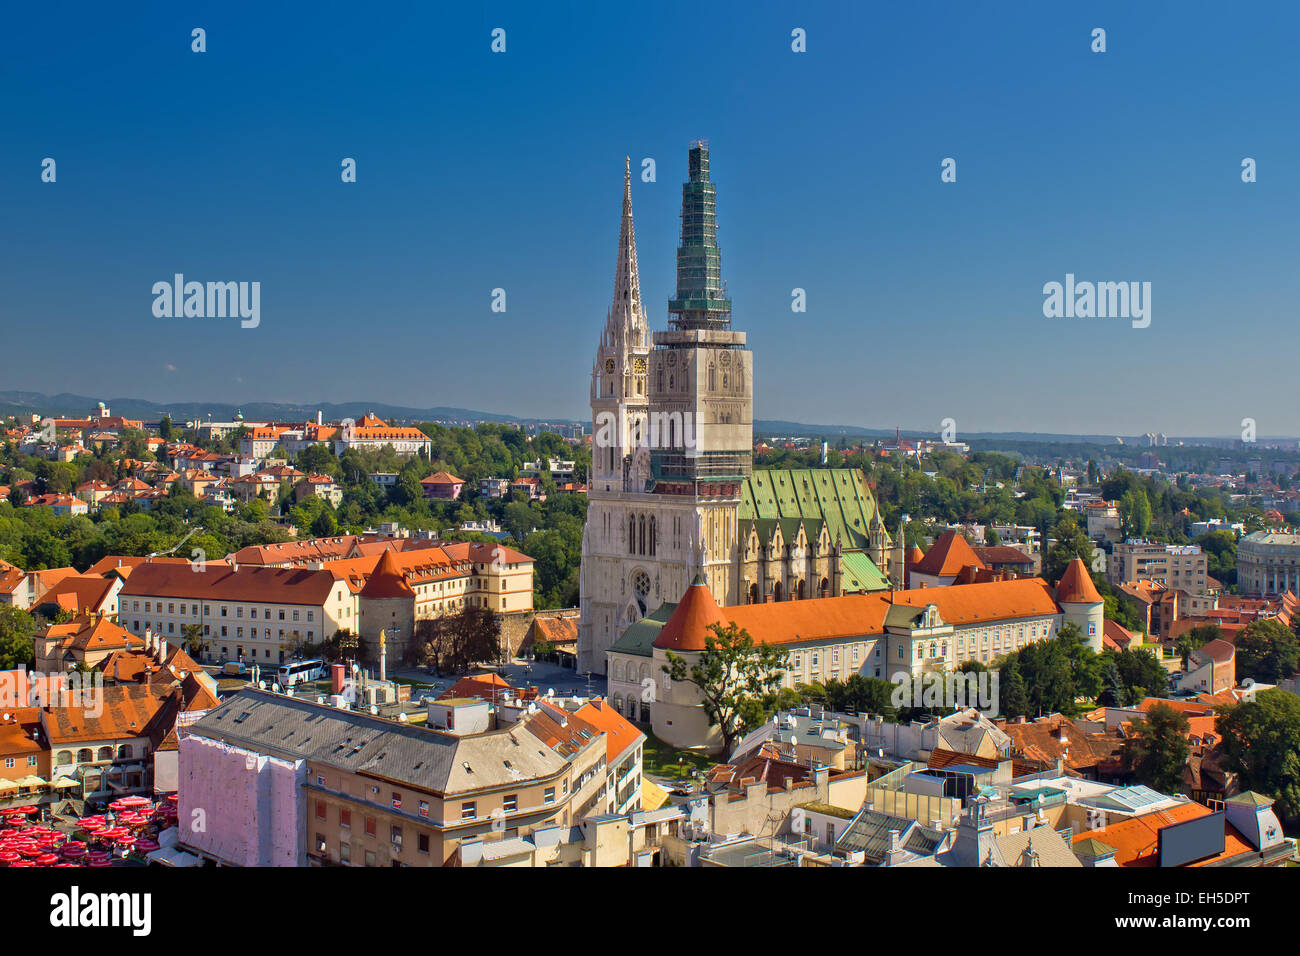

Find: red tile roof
1056;557;1103;604
359;549;416;600
912;530;986;577
121;561;343;606
575;698;644;765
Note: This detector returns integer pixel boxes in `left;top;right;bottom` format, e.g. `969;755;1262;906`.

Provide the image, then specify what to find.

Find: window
340;808;351;828
316;800;326;819
364;850;376;867
339;842;350;863
418;833;430;854
365;816;376;837
544;787;555;805
418;800;429;819
503;794;517;813
461;802;476;820
391;792;402;810
390;825;402;846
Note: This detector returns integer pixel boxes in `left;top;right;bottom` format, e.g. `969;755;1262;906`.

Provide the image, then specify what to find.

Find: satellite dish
340;417;356;430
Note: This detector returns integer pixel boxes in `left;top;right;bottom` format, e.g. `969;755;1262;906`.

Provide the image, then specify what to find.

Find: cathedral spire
608;156;644;346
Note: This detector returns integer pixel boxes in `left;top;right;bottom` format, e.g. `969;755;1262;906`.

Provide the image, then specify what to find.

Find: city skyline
3;2;1298;436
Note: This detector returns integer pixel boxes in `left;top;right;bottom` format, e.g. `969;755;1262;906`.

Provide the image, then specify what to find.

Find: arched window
819;577;830;597
613;660;624;682
774;581;784;603
613;693;624;714
56;750;72;766
118;744;133;760
639;515;646;555
628;515;636;555
97;746;112;762
77;748;92;763
649;516;656;556
797;579;806;601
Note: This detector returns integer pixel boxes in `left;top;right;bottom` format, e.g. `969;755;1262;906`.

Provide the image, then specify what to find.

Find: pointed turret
590;157;652;492
606;156;646;351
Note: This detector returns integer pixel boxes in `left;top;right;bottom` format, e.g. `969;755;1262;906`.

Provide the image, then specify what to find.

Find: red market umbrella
0;851;19;864
134;838;159;853
35;853;59;866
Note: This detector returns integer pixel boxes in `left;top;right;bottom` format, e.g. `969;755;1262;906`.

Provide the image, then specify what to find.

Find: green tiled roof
608;601;677;658
740;468;882;552
840;550;890;592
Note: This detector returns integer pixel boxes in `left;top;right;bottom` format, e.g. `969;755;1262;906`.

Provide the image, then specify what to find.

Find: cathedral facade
577;144;901;675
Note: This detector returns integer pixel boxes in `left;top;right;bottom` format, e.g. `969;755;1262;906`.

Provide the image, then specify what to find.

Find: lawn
641;731;715;784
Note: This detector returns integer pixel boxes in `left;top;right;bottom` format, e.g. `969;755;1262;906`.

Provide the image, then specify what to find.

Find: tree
0;606;36;670
984;527;1001;546
1119;488;1152;539
181;623;205;659
1236;618;1300;684
663;621;788;755
1097;658;1125;707
1000;660;1031;718
1216;689;1300;820
159;415;173;441
310;507;338;538
1046;515;1095;582
1110;646;1167;704
416;607;502;673
1123;703;1190;793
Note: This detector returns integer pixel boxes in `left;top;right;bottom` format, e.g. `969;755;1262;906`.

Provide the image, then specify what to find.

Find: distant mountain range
0;391;1288;446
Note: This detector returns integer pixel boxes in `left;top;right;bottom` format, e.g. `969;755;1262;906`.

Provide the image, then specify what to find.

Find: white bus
277;659;325;686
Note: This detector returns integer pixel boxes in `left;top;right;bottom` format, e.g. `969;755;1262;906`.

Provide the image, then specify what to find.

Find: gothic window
628;516;636;555
633;569;651;616
708;364;716;390
639;515;646;555
649;516;656;555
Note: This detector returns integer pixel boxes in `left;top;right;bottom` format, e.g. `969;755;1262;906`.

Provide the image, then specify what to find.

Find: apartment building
119;561;358;665
181;688;611;867
1107;540;1214;612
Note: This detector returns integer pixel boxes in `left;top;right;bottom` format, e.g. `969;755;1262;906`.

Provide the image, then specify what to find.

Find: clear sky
2;1;1298;437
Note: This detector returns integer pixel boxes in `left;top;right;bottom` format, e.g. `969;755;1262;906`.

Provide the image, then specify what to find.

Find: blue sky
2;1;1297;437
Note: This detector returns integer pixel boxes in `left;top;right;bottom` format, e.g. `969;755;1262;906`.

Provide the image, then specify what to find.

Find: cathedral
577;143;902;675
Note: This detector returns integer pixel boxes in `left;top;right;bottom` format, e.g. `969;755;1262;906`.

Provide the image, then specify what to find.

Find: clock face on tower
605;358;616;373
633;358;646;374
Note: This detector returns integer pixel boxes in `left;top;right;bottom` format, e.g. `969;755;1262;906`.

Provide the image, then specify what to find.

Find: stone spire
605;157;645;350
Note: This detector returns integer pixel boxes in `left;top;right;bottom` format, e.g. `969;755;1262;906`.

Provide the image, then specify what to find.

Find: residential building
180;688;622;867
119;561;358;665
419;472;464;500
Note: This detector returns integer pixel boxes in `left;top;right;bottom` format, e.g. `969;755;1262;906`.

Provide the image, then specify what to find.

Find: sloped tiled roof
575;697;645;765
912;530;986;577
1056;557;1103;604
